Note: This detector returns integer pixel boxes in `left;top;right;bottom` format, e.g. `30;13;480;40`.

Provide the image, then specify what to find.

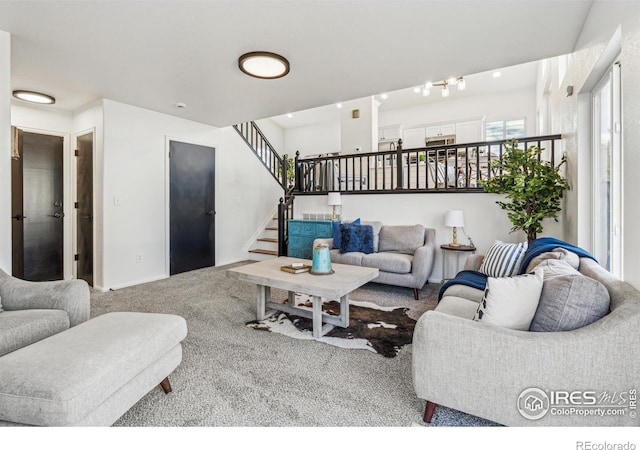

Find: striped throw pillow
479;241;528;277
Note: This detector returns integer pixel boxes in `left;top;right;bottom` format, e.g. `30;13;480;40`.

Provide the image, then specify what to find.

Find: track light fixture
421;76;466;97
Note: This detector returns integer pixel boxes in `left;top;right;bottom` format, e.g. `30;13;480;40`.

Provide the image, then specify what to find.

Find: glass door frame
592;61;622;277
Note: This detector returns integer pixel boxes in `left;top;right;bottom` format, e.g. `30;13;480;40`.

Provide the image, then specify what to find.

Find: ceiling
0;1;593;128
269;60;541;129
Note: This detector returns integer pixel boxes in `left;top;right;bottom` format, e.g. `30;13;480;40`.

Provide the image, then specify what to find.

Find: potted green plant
479;140;570;244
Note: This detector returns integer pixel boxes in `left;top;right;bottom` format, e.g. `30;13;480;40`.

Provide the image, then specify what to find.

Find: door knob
82;215;93;221
205;210;215;216
48;212;64;219
12;214;27;220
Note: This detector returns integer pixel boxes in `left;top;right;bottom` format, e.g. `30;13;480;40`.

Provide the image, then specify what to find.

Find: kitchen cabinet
379;125;402;141
455;120;483;144
425;123;456;138
402;127;426;149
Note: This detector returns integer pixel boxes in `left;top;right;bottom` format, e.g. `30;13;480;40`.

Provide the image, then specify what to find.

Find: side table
440;244;476;283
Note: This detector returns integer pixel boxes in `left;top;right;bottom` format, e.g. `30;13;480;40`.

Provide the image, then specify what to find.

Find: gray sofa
314;222;436;299
413;255;640;426
0;269;187;426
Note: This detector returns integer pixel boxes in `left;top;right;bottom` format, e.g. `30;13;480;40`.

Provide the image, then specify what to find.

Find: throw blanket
438;270;487;301
517;237;596;275
437;237;596;302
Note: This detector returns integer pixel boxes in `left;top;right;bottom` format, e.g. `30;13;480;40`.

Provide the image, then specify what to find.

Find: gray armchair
0;269;90;357
412;257;640;426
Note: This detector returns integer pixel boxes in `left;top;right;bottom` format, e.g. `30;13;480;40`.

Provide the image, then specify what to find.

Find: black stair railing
277;188;295;256
234;120;295;256
233;121;287;190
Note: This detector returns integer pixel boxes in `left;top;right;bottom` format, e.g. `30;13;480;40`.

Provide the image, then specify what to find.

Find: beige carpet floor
90;261;491;427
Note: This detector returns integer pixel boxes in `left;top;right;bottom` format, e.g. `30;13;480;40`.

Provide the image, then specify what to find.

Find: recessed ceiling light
286;113;293;119
380;93;388;100
238;51;290;79
413;87;421;93
336;103;343;109
176;102;187;108
13;90;55;104
493;71;502;78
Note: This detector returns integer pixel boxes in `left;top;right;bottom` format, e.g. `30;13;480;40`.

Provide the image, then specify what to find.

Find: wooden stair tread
257;237;278;243
265;227;278;231
249;249;278;256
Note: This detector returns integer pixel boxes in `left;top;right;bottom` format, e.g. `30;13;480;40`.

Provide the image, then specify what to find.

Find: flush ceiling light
13;90;55;104
380;93;388;100
493;71;502;78
238;51;290;79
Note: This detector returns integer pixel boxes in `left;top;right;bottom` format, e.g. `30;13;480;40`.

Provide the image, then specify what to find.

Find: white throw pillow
479;240;528;277
473;269;544;331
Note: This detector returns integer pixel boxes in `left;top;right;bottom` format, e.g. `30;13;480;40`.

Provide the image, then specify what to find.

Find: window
485;119;526;141
592;62;622;276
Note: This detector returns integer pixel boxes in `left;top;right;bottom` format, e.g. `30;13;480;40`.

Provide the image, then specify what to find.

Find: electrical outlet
136;253;143;263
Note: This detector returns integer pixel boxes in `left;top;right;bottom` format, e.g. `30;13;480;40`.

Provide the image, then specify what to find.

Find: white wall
254;118;284;154
100;100;282;290
282;87;537;159
284;121;341;157
340;96;377;154
216;126;283;265
0;30;10;272
101;100;220;290
542;2;640;287
294;193;563;282
379;88;537;136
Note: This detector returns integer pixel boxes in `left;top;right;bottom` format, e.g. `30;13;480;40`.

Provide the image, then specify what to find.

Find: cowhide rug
246;295;416;358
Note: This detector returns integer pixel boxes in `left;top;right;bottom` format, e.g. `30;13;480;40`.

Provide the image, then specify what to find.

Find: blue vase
310;243;333;275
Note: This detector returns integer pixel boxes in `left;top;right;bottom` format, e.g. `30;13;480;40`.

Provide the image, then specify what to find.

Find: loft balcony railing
292;135;562;194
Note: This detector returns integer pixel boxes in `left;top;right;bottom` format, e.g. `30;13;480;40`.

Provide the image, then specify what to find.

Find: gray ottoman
0;312;187;426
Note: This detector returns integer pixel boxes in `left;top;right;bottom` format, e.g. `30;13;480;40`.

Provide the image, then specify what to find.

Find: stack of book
280;264;311;274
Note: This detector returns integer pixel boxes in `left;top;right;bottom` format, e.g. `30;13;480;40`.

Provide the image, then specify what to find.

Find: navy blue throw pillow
333;218;360;249
340;223;373;254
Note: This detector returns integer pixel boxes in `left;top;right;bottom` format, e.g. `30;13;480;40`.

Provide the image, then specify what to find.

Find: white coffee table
226;257;379;338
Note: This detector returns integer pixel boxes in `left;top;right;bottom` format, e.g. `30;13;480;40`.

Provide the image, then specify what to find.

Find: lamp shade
445;210;464;228
327;192;342;206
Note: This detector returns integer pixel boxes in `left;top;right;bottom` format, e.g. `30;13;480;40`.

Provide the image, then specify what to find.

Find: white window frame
591;62;622;277
484;118;526;141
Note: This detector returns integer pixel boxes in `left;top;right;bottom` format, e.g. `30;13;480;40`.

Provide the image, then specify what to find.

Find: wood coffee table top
226;257;379;299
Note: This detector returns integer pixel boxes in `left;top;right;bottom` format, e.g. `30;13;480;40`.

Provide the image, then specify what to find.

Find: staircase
233;121;294;259
248;216;281;259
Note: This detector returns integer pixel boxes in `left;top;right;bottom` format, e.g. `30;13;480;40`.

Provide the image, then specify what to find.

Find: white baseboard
103;274;169;291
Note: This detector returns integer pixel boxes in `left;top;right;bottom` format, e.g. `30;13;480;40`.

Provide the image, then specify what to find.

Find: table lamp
445;210;465;247
327;192;342;221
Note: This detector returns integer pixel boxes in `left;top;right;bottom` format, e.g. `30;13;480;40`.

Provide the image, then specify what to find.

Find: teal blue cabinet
288;220;333;259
